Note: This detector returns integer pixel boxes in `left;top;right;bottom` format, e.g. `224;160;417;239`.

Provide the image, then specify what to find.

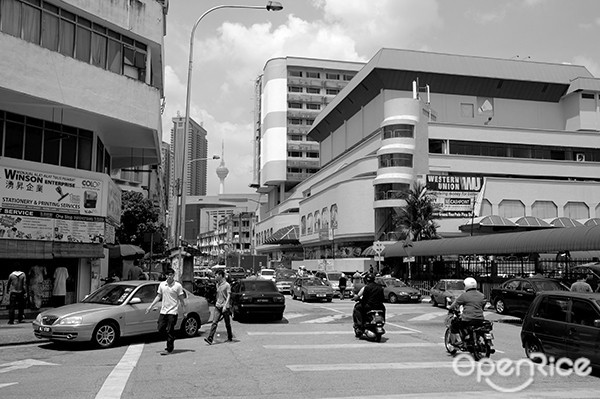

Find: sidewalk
0;308;50;347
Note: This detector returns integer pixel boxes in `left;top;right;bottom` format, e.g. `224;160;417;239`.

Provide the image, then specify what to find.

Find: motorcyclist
448;277;486;347
352;273;385;333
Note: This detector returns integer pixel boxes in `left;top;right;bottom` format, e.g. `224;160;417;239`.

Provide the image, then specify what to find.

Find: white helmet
464;277;477;290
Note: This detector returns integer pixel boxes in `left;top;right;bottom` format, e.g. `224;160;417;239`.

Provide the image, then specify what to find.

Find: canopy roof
386;225;600;257
264;225;300;245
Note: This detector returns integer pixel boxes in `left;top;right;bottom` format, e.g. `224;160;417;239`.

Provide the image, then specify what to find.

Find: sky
162;0;600;195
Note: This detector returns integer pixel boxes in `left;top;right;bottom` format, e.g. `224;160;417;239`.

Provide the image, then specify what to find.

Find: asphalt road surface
1;298;599;398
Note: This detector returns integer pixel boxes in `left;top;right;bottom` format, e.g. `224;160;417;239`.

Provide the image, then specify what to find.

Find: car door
500;279;521;311
565;298;600;366
123;283;160;335
516;281;536;314
529;295;569;359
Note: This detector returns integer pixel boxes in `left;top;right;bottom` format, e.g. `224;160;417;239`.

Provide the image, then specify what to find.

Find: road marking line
248;330;415;335
266;343;444;349
95;344;143;399
283;313;307;319
385;322;421;333
287;361;454;371
408;312;447;321
0;359;58;374
0;383;18;388
302;314;347;323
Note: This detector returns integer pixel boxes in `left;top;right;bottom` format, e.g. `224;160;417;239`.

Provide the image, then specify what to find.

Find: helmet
299;266;305;270
464;277;477;290
364;273;375;283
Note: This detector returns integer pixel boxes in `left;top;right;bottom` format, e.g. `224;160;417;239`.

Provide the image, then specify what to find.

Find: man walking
146;268;186;355
7;267;27;324
205;269;233;345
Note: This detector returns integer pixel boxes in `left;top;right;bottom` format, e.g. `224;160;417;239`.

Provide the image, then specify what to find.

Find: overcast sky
162;0;600;195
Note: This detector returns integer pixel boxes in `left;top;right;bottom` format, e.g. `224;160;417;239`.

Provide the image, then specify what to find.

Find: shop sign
426;175;485;218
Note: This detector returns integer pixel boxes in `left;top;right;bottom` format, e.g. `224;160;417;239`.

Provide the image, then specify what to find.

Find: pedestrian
338;273;347;300
52;266;69;307
146;268;186;355
128;260;144;280
570;273;592;292
204;269;233;345
352;270;361;285
7;267;27;324
585;271;598;292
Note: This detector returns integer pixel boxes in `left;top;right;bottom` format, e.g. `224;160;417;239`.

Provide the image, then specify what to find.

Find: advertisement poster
426;175;485;218
1;165;107;243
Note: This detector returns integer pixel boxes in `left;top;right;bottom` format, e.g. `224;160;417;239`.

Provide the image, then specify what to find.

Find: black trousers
9;292;26;323
157;314;178;352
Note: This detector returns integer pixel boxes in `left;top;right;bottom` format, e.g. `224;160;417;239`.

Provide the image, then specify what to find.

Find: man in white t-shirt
146;268;186;354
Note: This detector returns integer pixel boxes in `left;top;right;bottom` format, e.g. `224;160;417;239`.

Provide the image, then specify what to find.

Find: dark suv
521;291;600;368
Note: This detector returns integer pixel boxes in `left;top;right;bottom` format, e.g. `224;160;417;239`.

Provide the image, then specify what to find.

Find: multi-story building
0;0;166;304
252;56;365;205
255;48;600;272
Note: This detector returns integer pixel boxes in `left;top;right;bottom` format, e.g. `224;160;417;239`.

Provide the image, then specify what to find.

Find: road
1;298;599;398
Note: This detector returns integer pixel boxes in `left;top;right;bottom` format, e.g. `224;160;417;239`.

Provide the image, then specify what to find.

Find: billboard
426;175;484;218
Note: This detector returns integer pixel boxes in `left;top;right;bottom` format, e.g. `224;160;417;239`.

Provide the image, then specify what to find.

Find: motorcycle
444;308;495;360
354;309;386;342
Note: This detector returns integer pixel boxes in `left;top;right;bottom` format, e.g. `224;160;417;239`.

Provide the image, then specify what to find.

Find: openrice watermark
452;353;592;393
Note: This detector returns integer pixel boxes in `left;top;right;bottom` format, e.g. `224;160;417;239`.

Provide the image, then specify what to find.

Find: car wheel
92;322;119;349
524;338;544;361
431;296;438;307
495;299;507;314
301;293;306;302
181;314;200;338
389;293;398;304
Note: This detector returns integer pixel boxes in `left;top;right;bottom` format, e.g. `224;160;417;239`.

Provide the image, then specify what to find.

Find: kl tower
216;140;229;194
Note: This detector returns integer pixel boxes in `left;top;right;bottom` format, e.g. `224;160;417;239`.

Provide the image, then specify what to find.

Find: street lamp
178;1;283;264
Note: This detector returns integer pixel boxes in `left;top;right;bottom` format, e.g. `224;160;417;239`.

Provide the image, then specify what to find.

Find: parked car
33;281;210;349
274;268;297;294
259;268;276;281
521;291;600;368
430;279;465;308
230;278;285;321
314;271;354;298
491;277;569;316
375;276;421;303
228;267;247;282
291;276;334;302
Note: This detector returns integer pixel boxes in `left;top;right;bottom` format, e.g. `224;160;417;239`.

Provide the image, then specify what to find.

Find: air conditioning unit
576;153;586;162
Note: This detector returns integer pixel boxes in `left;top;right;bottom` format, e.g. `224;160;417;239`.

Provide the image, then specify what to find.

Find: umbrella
108;244;145;259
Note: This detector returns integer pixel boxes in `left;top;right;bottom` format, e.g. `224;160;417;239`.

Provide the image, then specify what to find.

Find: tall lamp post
178;1;283;266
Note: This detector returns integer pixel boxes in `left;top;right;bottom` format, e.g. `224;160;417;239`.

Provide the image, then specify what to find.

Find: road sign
374;256;384;262
373;241;385;254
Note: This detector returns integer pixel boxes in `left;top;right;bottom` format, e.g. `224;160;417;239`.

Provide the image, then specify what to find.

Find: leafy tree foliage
393;180;441;242
115;191;166;254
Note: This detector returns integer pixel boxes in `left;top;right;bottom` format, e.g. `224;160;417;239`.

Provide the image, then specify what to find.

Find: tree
116;191;167;254
393;180;441;242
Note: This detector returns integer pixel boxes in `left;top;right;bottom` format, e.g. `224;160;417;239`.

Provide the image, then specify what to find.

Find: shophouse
0;0;166;308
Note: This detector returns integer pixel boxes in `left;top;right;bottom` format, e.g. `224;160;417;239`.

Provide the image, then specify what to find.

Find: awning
264;225;300;245
459;215;518;234
53;242;105;258
386;225;600;257
108;244;145;259
579;218;600;227
0;240;53;259
509;216;552;228
544;217;584;228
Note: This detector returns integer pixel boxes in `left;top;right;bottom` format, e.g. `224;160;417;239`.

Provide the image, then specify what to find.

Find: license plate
39;326;51;332
317;294;325;297
411;296;418;299
485;333;493;339
256;299;269;303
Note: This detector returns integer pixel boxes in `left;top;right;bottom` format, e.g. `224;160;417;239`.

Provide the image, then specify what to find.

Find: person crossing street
204;269;233;345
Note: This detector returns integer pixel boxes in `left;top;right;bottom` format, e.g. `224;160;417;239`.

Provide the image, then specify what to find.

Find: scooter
354;309;386;342
444;308;495;360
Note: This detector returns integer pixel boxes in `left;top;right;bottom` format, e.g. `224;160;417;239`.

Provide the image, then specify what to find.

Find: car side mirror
129;297;142;305
525;288;534;293
594;319;600;328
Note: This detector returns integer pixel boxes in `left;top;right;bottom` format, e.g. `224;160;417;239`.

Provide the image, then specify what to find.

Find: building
254;48;600;272
253;56;365;205
0;0;166;306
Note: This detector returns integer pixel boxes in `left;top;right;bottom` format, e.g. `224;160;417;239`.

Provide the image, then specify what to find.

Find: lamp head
266;1;283;11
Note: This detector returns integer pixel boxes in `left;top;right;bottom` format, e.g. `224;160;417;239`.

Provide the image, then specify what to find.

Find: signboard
426;175;484;218
374;255;384;262
0;164;115;243
373;241;385;254
403;256;415;263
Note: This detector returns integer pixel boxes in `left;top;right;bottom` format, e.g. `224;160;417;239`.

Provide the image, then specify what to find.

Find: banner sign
0;165;112;243
426;175;484;218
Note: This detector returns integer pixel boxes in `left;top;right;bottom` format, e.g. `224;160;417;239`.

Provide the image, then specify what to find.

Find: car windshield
446;281;465;290
532;280;566;291
386;279;407;287
261;270;275;276
327;273;342;280
276;270;296;279
305;279;326;286
241;281;277;292
230;267;244;273
83;284;136;305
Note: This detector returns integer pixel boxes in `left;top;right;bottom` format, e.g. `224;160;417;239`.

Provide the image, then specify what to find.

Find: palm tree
393;181;441;242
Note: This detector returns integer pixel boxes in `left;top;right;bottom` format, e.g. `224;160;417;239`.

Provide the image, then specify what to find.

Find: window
532;201;558;219
306;119;315;125
582;93;595;99
288;86;302;93
289;119;302;125
383;124;414;139
288;151;301;157
326;88;339;95
288;102;302;109
461;103;474;118
289;70;302;77
289;134;303;141
343;74;354;81
378;153;413;168
306;71;319;78
570;299;599;326
534;296;568;322
306;103;320;110
306;152;318;158
326;73;340;80
306;87;320;94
